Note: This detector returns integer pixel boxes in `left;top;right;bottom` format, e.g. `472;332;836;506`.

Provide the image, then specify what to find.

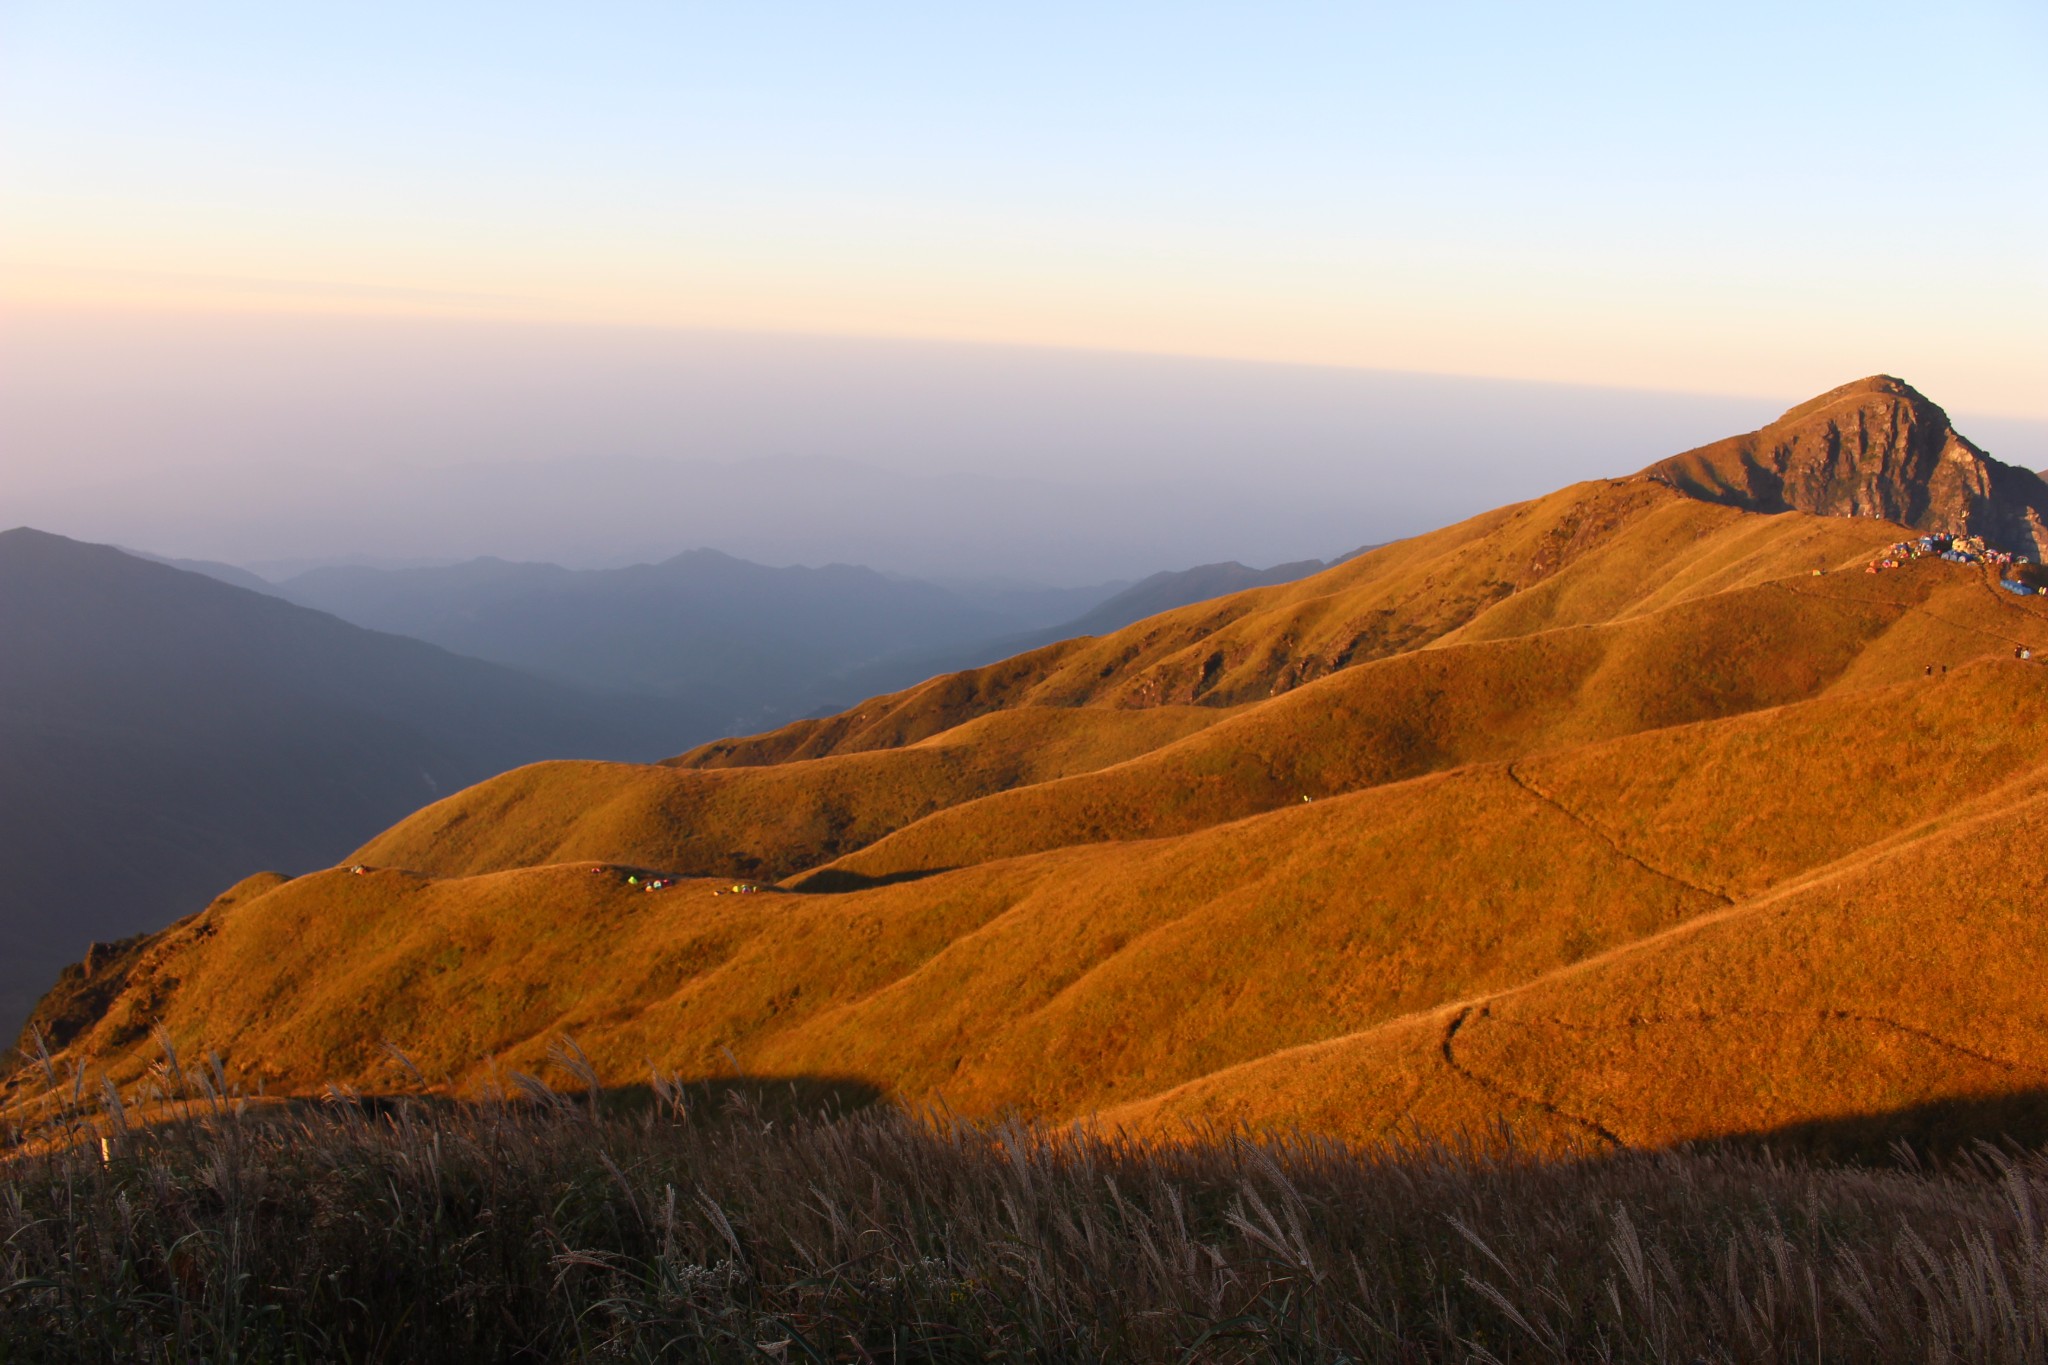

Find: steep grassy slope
679;479;1904;774
30;650;2048;1148
353;705;1227;882
673;479;1676;768
824;572;1984;881
352;482;1907;885
32;759;1708;1110
24;384;2048;1156
1110;731;2048;1153
350;534;2003;891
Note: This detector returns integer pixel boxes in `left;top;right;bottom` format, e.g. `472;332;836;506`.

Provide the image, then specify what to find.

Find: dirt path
1504;762;1733;905
1437;1004;1627;1148
1119;758;2048;1132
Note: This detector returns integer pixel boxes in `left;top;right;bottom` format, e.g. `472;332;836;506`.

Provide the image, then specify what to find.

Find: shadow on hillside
319;1072;888;1129
786;866;952;894
611;1074;886;1121
1710;1089;2048;1165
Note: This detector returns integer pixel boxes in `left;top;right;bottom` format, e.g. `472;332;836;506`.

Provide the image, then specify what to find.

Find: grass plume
7;1044;2048;1362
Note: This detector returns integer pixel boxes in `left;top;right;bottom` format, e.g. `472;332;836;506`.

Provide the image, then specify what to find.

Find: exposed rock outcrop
1644;376;2048;557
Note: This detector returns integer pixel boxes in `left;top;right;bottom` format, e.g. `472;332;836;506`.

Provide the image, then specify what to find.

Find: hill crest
1643;374;2048;555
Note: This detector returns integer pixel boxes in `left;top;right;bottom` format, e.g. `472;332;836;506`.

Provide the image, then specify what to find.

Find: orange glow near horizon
4;5;2041;421
5;244;2043;422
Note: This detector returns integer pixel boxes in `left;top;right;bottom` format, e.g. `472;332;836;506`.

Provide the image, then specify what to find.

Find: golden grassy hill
352;479;1907;884
23;579;2048;1151
42;647;2048;1138
822;569;1986;881
1108;718;2048;1154
351;703;1227;883
675;478;1888;770
21;384;2048;1157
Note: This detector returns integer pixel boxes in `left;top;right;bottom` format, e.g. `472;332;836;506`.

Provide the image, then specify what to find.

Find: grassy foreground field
8;1067;2048;1364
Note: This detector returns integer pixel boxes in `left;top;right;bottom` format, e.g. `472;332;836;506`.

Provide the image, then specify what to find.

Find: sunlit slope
678;479;1889;770
1109;727;2048;1152
32;768;1720;1107
757;661;2048;1118
351;704;1228;880
39;656;2048;1141
357;487;1920;884
28;380;2048;1158
825;565;2028;880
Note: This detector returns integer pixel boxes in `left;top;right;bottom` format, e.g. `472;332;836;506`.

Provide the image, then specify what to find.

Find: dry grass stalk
7;1042;2048;1362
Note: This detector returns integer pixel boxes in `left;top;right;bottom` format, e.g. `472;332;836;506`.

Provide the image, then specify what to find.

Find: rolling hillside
18;378;2048;1157
789;556;1335;715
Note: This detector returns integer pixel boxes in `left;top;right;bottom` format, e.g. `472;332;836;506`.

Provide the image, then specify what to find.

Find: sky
1;1;2043;575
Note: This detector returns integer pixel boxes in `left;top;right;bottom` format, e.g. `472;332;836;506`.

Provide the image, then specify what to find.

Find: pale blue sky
0;2;2043;575
3;1;2041;409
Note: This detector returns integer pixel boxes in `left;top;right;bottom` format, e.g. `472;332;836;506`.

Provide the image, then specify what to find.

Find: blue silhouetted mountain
270;550;1121;735
1049;558;1336;639
791;557;1342;716
0;527;700;1036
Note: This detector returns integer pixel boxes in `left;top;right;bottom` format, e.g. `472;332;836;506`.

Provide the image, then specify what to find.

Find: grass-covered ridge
21;387;2048;1160
20;496;2048;1154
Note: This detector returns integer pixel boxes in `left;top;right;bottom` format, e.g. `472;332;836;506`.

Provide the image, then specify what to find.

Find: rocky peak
1643;376;2048;558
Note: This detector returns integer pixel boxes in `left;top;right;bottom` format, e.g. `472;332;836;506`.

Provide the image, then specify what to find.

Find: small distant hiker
1925;664;1934;677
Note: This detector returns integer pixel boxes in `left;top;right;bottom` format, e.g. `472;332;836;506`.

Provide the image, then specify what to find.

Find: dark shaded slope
0;528;689;1036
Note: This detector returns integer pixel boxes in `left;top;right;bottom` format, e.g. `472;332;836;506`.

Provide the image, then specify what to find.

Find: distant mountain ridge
123;550;280;596
1051;558;1331;638
1644;375;2048;556
273;549;1023;737
0;528;695;1037
266;550;1336;738
765;557;1338;720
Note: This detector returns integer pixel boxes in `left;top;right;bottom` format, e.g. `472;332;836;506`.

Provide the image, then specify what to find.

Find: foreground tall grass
6;1039;2048;1361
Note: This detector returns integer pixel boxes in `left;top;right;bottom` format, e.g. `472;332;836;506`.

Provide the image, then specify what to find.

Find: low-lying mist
20;308;2030;584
